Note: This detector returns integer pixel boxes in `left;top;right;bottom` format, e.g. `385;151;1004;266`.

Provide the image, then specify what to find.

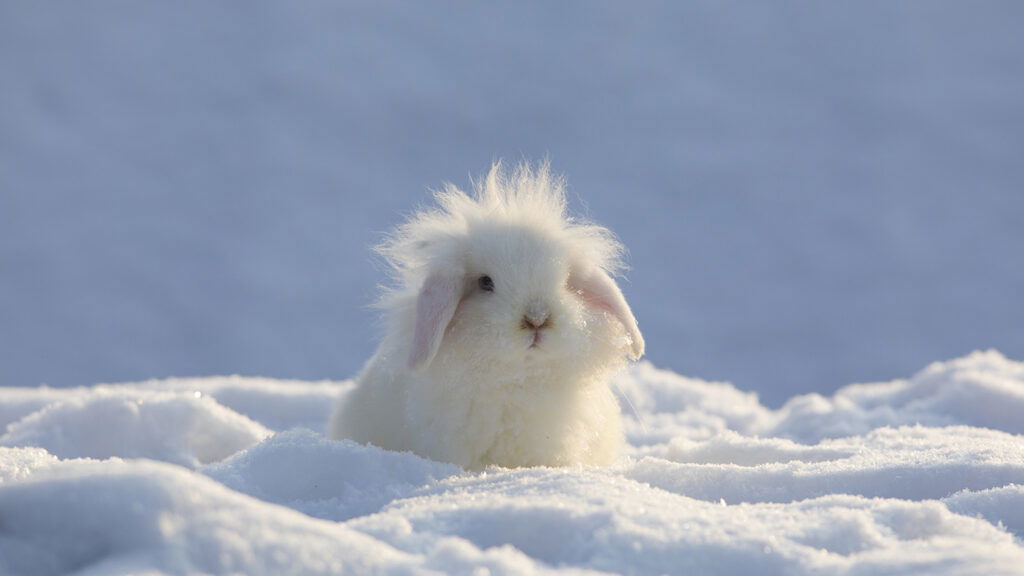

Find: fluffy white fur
329;162;644;469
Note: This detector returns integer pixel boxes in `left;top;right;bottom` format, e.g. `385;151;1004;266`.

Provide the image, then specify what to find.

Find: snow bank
349;468;1024;575
945;484;1024;542
614;362;770;450
618;349;1024;447
630;426;1024;504
0;376;344;432
0;446;58;483
0;391;271;468
770;350;1024;442
0;458;419;576
204;429;459;522
1;351;1023;574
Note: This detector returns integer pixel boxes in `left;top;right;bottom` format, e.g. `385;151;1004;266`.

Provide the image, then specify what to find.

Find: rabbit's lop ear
569;266;645;360
409;271;463;370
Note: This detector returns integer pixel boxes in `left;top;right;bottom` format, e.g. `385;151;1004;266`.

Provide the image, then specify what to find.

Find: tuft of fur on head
377;160;625;302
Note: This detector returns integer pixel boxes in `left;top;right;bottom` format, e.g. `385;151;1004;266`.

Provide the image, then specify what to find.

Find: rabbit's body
333;330;625;469
329;163;643;469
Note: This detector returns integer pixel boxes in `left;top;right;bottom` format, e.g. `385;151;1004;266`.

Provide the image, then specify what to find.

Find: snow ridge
1;350;1023;575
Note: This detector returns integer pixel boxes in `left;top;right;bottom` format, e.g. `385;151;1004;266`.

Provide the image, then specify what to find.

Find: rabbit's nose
522;314;551;331
522;305;551;331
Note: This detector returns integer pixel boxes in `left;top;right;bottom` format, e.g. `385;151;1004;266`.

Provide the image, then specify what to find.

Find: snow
0;458;419;576
204;430;459;522
616;349;1024;446
629;426;1024;503
0;391;271;468
2;351;1023;574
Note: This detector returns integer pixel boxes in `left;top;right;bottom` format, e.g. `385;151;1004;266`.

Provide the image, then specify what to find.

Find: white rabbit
328;161;644;469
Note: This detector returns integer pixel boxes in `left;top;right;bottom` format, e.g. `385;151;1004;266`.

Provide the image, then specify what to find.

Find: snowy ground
2;350;1022;575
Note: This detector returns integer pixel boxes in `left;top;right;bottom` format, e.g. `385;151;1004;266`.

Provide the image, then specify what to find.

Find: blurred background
2;1;1022;406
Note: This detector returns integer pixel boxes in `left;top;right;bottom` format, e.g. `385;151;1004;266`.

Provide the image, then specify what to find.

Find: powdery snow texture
1;350;1023;575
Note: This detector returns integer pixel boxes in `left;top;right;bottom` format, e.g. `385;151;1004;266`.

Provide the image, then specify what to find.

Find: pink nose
522;312;550;331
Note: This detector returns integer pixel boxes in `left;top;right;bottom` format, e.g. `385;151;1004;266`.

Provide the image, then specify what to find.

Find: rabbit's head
379;162;644;378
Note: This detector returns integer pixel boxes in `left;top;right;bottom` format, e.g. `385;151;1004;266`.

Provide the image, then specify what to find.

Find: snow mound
0;376;345;433
350;468;1024;575
0;387;74;432
944;484;1024;541
137;376;346;432
0;458;419;576
629;425;1024;504
615;362;770;449
1;351;1023;574
770;350;1024;442
0;391;271;468
617;350;1024;452
0;446;58;483
204;429;459;521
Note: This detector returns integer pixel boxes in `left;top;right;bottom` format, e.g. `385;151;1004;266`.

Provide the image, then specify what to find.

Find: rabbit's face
437;223;622;370
399;164;643;374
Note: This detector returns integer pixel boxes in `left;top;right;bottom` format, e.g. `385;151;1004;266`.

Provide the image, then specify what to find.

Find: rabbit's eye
478;275;495;292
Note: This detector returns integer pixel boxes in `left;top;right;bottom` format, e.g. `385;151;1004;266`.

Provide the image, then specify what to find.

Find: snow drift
1;350;1023;575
